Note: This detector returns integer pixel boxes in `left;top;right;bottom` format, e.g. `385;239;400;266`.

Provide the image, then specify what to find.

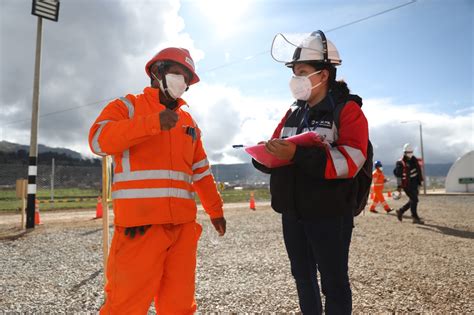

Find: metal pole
50;158;55;202
419;123;427;195
102;156;110;280
26;17;43;229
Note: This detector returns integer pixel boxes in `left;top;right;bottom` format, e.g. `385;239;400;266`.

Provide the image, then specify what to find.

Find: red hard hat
145;47;200;85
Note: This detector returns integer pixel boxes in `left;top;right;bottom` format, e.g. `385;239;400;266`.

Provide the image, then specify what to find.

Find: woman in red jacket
254;31;368;314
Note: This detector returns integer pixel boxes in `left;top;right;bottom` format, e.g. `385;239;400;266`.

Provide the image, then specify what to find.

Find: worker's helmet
392;191;402;200
403;143;413;153
145;47;200;85
271;30;342;68
374;160;383;168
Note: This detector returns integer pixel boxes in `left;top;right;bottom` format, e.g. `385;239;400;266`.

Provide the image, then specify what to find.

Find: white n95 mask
289;70;322;101
162;73;188;99
153;72;188;100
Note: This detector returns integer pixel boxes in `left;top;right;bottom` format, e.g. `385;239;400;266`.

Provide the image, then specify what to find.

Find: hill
0;141;83;160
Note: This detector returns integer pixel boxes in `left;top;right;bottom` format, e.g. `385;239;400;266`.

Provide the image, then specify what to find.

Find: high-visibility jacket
372;168;385;190
253;93;368;219
88;87;223;227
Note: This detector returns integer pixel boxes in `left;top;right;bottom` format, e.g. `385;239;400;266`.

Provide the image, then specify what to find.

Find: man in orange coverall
88;47;226;314
369;160;393;213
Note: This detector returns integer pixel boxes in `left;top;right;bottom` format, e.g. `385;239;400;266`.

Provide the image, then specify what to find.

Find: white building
445;151;474;193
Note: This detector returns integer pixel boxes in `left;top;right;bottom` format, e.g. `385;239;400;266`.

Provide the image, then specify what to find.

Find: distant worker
393;143;424;224
369;160;393;213
88;47;226;314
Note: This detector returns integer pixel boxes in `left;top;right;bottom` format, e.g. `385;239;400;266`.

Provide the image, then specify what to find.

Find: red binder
245;131;325;168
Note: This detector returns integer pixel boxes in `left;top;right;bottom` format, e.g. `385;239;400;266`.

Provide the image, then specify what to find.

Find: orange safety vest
88;87;223;227
372;168;385;190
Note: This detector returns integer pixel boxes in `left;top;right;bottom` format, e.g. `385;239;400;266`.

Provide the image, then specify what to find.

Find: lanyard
299;95;335;132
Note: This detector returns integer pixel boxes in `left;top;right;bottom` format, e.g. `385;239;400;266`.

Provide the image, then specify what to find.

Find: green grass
0;188;270;212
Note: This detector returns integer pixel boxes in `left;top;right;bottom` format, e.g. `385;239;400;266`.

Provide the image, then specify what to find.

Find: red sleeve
271;108;292;139
324;101;369;179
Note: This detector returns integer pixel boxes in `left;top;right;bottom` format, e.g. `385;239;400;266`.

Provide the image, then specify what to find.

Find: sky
0;0;473;165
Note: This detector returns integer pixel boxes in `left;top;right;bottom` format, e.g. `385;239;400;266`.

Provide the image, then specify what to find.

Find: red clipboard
245;131;324;168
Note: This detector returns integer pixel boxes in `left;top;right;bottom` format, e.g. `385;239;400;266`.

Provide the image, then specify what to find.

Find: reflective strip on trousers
112;188;194;200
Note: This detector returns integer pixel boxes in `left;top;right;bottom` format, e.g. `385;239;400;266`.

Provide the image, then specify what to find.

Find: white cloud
184;91;474;165
184;82;289;164
0;0;203;156
1;1;471;167
364;98;474;164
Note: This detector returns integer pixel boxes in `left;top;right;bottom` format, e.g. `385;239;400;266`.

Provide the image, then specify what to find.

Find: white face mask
153;73;188;100
379;167;383;171
289;70;322;101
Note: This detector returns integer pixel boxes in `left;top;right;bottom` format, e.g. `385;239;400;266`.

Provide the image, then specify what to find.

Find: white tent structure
445;151;474;193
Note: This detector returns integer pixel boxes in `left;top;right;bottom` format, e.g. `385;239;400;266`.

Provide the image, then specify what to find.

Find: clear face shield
270;31;326;65
270;31;341;67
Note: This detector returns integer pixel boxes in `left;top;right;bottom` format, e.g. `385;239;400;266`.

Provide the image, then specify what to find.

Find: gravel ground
0;195;473;313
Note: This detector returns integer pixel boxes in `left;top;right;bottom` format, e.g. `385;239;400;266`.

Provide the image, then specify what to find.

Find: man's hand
124;225;151;239
211;217;226;236
265;139;296;160
159;109;178;131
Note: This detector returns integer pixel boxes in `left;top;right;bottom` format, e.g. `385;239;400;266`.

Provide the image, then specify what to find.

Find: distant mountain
384;164;452;177
0;140;83;160
0;141;453;177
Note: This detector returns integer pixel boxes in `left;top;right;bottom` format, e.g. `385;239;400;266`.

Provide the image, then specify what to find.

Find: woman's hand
265;139;296;160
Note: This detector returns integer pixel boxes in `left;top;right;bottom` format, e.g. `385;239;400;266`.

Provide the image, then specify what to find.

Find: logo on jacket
315;120;332;128
183;125;197;142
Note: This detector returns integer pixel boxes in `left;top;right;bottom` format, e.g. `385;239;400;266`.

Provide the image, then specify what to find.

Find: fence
0;160;272;212
0;161;102;211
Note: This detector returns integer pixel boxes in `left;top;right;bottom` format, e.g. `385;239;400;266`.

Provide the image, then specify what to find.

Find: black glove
124;225;151;239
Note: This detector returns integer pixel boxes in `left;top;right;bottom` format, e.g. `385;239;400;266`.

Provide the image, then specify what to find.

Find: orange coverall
369;168;391;212
89;87;223;314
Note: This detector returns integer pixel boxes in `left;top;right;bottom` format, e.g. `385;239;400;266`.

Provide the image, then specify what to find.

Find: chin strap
152;71;175;100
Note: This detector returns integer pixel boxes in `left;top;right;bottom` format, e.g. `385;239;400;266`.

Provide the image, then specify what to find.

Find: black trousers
400;185;420;218
282;212;353;315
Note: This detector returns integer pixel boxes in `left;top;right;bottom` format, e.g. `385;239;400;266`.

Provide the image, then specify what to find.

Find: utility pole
26;0;60;229
26;16;43;229
50;157;55;202
419;123;427;195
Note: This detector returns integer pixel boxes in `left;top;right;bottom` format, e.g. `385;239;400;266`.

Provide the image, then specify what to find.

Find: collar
143;87;187;109
307;94;335;114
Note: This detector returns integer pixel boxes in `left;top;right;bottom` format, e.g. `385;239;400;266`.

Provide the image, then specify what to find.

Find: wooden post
102;156;110;279
16;179;28;230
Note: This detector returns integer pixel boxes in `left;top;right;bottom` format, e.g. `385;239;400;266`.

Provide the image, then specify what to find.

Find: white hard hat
271;30;342;67
392;191;402;200
403;143;413;152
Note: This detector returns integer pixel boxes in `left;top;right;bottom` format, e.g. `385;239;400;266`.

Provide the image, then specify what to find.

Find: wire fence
0;162;102;211
0;161;271;212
